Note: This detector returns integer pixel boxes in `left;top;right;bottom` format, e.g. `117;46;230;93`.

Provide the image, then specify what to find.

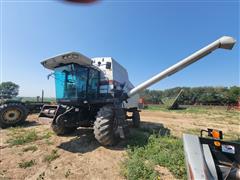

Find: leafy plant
23;145;38;152
43;150;60;163
18;160;36;169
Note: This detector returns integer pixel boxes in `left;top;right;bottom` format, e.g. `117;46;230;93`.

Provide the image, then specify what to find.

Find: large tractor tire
51;114;77;135
0;103;28;128
132;110;140;128
94;105;118;146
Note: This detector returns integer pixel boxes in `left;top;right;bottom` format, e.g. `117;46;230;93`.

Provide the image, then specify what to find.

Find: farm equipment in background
183;129;240;179
138;98;149;109
227;98;240;111
0;91;51;128
39;36;236;146
166;89;184;110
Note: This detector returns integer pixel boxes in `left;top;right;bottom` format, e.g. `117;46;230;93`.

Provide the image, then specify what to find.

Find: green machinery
0;92;50;128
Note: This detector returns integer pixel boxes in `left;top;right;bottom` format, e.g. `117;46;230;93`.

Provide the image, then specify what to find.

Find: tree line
1;81;239;106
139;86;240;105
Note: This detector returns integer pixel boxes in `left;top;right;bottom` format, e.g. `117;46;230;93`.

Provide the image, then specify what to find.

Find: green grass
23;145;38;152
42;131;55;139
18;160;36;169
146;105;169;111
147;104;239;114
124;105;239;179
123;130;186;180
43;149;60;163
7;130;39;146
7;128;54;146
45;139;54;145
184;128;201;136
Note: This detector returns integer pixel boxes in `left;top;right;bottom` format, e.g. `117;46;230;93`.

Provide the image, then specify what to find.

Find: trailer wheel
51;115;77;135
132;110;140;128
94;105;118;146
0;103;28;128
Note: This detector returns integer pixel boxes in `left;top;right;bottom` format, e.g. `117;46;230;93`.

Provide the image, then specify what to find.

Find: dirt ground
141;110;240;139
0;109;239;180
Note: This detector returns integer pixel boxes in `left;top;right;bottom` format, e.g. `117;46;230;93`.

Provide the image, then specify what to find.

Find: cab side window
88;69;99;99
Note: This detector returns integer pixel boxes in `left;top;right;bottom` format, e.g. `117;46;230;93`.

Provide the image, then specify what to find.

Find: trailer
183;129;240;179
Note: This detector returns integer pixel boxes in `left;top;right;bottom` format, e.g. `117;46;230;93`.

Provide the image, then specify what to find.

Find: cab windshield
54;64;99;101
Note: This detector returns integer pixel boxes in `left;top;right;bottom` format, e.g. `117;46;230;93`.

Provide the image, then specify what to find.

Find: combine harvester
39;36;239;179
39;36;235;143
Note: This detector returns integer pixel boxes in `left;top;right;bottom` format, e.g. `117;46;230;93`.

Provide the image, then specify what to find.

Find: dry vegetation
0;106;239;180
143;105;240;140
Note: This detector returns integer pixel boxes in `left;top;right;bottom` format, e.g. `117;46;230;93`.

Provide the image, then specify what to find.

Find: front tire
94;105;118;146
51;115;77;135
0;103;28;128
132;110;140;128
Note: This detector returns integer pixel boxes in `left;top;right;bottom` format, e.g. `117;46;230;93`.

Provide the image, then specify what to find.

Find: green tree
0;81;19;98
227;86;240;104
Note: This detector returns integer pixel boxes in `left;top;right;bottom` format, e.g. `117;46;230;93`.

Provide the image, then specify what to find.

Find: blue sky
0;0;239;97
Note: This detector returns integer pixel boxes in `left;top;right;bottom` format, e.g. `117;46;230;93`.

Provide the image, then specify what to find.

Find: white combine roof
41;52;93;70
41;52;139;108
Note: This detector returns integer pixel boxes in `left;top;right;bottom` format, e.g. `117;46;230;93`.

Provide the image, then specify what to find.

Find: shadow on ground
17;116;52;128
57;128;99;153
231;139;240;144
22;120;41;127
57;121;171;153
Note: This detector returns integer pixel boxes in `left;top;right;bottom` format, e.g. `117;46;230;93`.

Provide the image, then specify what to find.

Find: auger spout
127;36;236;97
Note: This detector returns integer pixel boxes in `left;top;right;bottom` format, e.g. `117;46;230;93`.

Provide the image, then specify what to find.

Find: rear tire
132;110;140;128
51;115;77;135
94;105;118;146
0;103;28;128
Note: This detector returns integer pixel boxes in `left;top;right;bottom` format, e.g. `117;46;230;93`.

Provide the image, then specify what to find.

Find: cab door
87;68;99;100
